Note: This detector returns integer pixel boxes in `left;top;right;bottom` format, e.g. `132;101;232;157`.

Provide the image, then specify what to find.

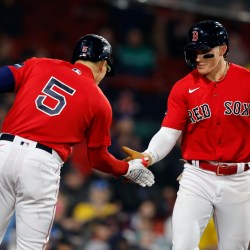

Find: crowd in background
1;0;250;249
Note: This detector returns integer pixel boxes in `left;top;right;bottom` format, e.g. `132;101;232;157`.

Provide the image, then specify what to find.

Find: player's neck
206;60;229;83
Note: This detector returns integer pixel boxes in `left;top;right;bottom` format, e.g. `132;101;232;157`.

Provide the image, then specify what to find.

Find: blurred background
1;0;250;249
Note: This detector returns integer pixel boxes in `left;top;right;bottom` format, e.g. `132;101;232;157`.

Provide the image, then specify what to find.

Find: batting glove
124;158;155;187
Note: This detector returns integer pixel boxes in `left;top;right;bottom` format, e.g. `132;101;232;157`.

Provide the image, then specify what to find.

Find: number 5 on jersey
35;77;76;116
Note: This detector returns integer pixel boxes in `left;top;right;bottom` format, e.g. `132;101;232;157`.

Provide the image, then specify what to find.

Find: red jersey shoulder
96;86;112;112
229;63;250;76
9;57;71;72
170;70;200;96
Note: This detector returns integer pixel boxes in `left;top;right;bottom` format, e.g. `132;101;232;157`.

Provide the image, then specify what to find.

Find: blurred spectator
109;89;143;158
116;27;156;77
19;46;50;62
98;26;117;50
228;31;250;66
162;186;177;218
73;179;120;224
162;186;177;245
112;90;141;120
0;0;23;37
165;11;195;57
0;93;15;128
130;199;162;233
0;106;9;129
107;2;155;43
0;34;15;65
60;167;90;216
82;219;112;250
49;192;82;249
128;199;170;250
46;237;75;250
152;140;183;189
109;236;131;250
53;238;75;250
109;117;143;160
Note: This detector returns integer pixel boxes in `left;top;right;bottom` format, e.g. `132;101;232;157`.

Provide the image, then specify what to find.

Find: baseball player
0;34;154;250
123;20;250;249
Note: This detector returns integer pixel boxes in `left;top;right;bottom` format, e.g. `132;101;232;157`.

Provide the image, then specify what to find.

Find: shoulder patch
13;63;24;68
72;68;82;75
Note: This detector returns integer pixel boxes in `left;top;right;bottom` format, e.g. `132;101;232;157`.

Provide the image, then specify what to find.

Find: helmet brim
106;65;115;77
184;42;211;51
105;59;115;77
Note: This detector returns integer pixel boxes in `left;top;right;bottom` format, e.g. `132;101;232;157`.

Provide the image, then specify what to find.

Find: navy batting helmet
71;34;114;76
184;20;229;69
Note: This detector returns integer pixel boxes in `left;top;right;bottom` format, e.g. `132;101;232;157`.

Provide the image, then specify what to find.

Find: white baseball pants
0;137;63;250
172;163;250;250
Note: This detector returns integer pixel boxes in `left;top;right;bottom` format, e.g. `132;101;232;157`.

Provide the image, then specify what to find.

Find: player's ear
96;61;104;72
219;45;227;56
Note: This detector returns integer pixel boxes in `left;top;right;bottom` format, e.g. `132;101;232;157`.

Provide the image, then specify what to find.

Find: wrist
143;149;159;165
114;161;129;177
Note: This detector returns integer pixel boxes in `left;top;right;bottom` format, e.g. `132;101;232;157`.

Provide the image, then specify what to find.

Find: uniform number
35;77;76;116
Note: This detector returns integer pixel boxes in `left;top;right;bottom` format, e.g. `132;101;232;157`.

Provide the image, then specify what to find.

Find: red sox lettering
224;101;250;116
188;103;211;123
188;101;250;123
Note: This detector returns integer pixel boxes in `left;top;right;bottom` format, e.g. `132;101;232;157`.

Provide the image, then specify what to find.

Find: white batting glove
124;158;155;187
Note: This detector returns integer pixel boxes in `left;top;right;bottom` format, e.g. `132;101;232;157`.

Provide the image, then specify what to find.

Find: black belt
187;160;250;176
0;133;53;154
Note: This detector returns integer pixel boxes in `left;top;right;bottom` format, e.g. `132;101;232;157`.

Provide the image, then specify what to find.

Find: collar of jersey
74;62;94;78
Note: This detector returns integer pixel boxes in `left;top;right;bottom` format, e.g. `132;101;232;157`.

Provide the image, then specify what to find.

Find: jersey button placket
213;83;218;97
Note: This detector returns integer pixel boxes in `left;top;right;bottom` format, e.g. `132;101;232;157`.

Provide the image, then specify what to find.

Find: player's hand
123;158;155;187
122;146;152;165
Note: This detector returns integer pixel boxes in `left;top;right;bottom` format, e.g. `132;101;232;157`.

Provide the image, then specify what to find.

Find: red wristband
141;157;149;167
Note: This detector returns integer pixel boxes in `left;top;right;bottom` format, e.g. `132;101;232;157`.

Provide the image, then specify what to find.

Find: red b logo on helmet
192;31;199;41
82;46;88;53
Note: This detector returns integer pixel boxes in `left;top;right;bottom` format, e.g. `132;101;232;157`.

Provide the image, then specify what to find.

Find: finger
123;156;132;162
139;182;146;187
145;169;154;179
144;179;154;187
122;146;134;155
140;174;154;186
145;181;153;187
144;176;154;186
135;178;146;187
148;179;155;186
122;146;145;161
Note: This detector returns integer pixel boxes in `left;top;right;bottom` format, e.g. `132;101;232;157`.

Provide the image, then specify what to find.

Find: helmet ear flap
184;50;197;70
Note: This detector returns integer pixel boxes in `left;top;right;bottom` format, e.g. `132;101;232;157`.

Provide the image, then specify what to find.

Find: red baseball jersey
2;57;112;161
162;63;250;162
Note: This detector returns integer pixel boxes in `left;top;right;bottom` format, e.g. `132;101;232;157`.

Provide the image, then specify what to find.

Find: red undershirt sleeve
88;146;129;176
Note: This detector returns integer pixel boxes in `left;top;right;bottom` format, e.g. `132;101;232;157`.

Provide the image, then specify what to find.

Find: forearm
88;146;129;176
144;127;182;165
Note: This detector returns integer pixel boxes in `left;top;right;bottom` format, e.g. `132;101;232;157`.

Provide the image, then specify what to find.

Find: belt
0;133;53;154
187;160;250;176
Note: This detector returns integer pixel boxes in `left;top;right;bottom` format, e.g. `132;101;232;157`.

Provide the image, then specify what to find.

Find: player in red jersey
0;34;154;249
124;20;250;249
